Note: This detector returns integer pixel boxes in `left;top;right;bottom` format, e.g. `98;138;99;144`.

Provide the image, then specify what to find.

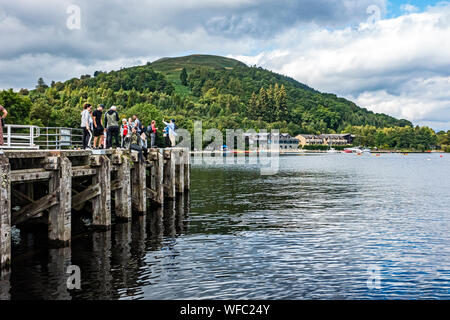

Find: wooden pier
0;148;190;271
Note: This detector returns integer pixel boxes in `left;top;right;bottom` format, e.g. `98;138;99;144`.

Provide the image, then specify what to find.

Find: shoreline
190;149;447;155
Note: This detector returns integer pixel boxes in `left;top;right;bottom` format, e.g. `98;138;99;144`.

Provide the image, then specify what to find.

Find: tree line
0;56;446;151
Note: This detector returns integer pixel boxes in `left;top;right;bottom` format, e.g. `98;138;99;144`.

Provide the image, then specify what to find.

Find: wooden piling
147;149;164;206
0;155;11;270
163;149;176;199
131;153;146;214
184;148;191;191
48;156;72;247
175;149;185;193
0;148;191;274
0;270;10;299
113;152;132;221
91;155;111;230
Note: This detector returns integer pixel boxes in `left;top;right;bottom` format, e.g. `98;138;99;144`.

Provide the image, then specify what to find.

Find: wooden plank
12;193;58;226
48;156;72;247
3;150;92;159
146;187;157;199
115;152;132;221
72;166;96;177
0;156;11;270
12;188;35;205
92;155;111;230
72;183;100;210
10;169;53;182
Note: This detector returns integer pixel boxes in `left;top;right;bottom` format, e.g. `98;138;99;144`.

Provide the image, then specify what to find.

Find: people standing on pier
163;119;177;147
148;120;158;148
92;104;104;149
104;105;120;149
81;103;93;150
0;104;7;146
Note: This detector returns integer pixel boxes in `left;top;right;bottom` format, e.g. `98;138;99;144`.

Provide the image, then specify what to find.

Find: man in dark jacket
104;105;120;149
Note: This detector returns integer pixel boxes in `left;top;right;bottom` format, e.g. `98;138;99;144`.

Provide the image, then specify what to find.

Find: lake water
2;153;450;300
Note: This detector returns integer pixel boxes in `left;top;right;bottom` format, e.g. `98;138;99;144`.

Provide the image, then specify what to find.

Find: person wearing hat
104;105;120;149
92;104;105;149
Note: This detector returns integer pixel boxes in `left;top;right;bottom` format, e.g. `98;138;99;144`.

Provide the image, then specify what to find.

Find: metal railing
35;127;83;150
1;125;83;150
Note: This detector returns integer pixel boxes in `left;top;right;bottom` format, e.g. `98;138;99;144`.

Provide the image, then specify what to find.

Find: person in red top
0;104;8;146
148;120;158;148
121;118;129;148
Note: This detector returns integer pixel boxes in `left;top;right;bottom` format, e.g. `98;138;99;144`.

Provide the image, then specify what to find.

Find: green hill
151;54;247;72
3;54;438;150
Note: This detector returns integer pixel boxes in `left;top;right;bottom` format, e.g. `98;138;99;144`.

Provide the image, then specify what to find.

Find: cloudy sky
1;0;449;130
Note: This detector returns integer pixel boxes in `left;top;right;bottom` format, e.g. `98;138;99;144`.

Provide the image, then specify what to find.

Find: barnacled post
0;155;11;271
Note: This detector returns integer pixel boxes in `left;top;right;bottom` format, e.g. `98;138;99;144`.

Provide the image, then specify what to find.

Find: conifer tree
275;84;289;122
180;68;188;86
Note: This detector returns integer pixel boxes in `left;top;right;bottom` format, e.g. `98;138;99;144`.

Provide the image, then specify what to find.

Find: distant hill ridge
9;53;412;137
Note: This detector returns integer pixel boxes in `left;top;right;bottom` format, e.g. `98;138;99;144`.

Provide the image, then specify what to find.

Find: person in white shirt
163;119;177;147
80;103;93;149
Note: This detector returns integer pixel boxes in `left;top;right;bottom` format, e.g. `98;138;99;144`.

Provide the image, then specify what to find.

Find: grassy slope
150;54;247;97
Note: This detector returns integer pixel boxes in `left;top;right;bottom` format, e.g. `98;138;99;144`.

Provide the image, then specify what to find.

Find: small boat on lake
344;147;362;154
343;147;371;154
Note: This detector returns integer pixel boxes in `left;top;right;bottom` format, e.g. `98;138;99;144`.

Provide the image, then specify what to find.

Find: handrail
1;124;83;150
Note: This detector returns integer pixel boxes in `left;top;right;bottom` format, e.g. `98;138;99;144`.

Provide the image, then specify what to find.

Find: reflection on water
5;195;190;300
2;154;450;299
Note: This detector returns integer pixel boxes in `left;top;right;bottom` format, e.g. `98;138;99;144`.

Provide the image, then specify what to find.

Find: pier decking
0;148;190;271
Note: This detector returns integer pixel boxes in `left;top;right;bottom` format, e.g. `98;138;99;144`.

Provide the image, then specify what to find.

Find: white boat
327;147;338;153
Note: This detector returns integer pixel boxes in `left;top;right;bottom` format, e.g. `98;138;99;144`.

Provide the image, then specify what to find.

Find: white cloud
1;0;450;130
229;4;450;130
400;4;420;14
